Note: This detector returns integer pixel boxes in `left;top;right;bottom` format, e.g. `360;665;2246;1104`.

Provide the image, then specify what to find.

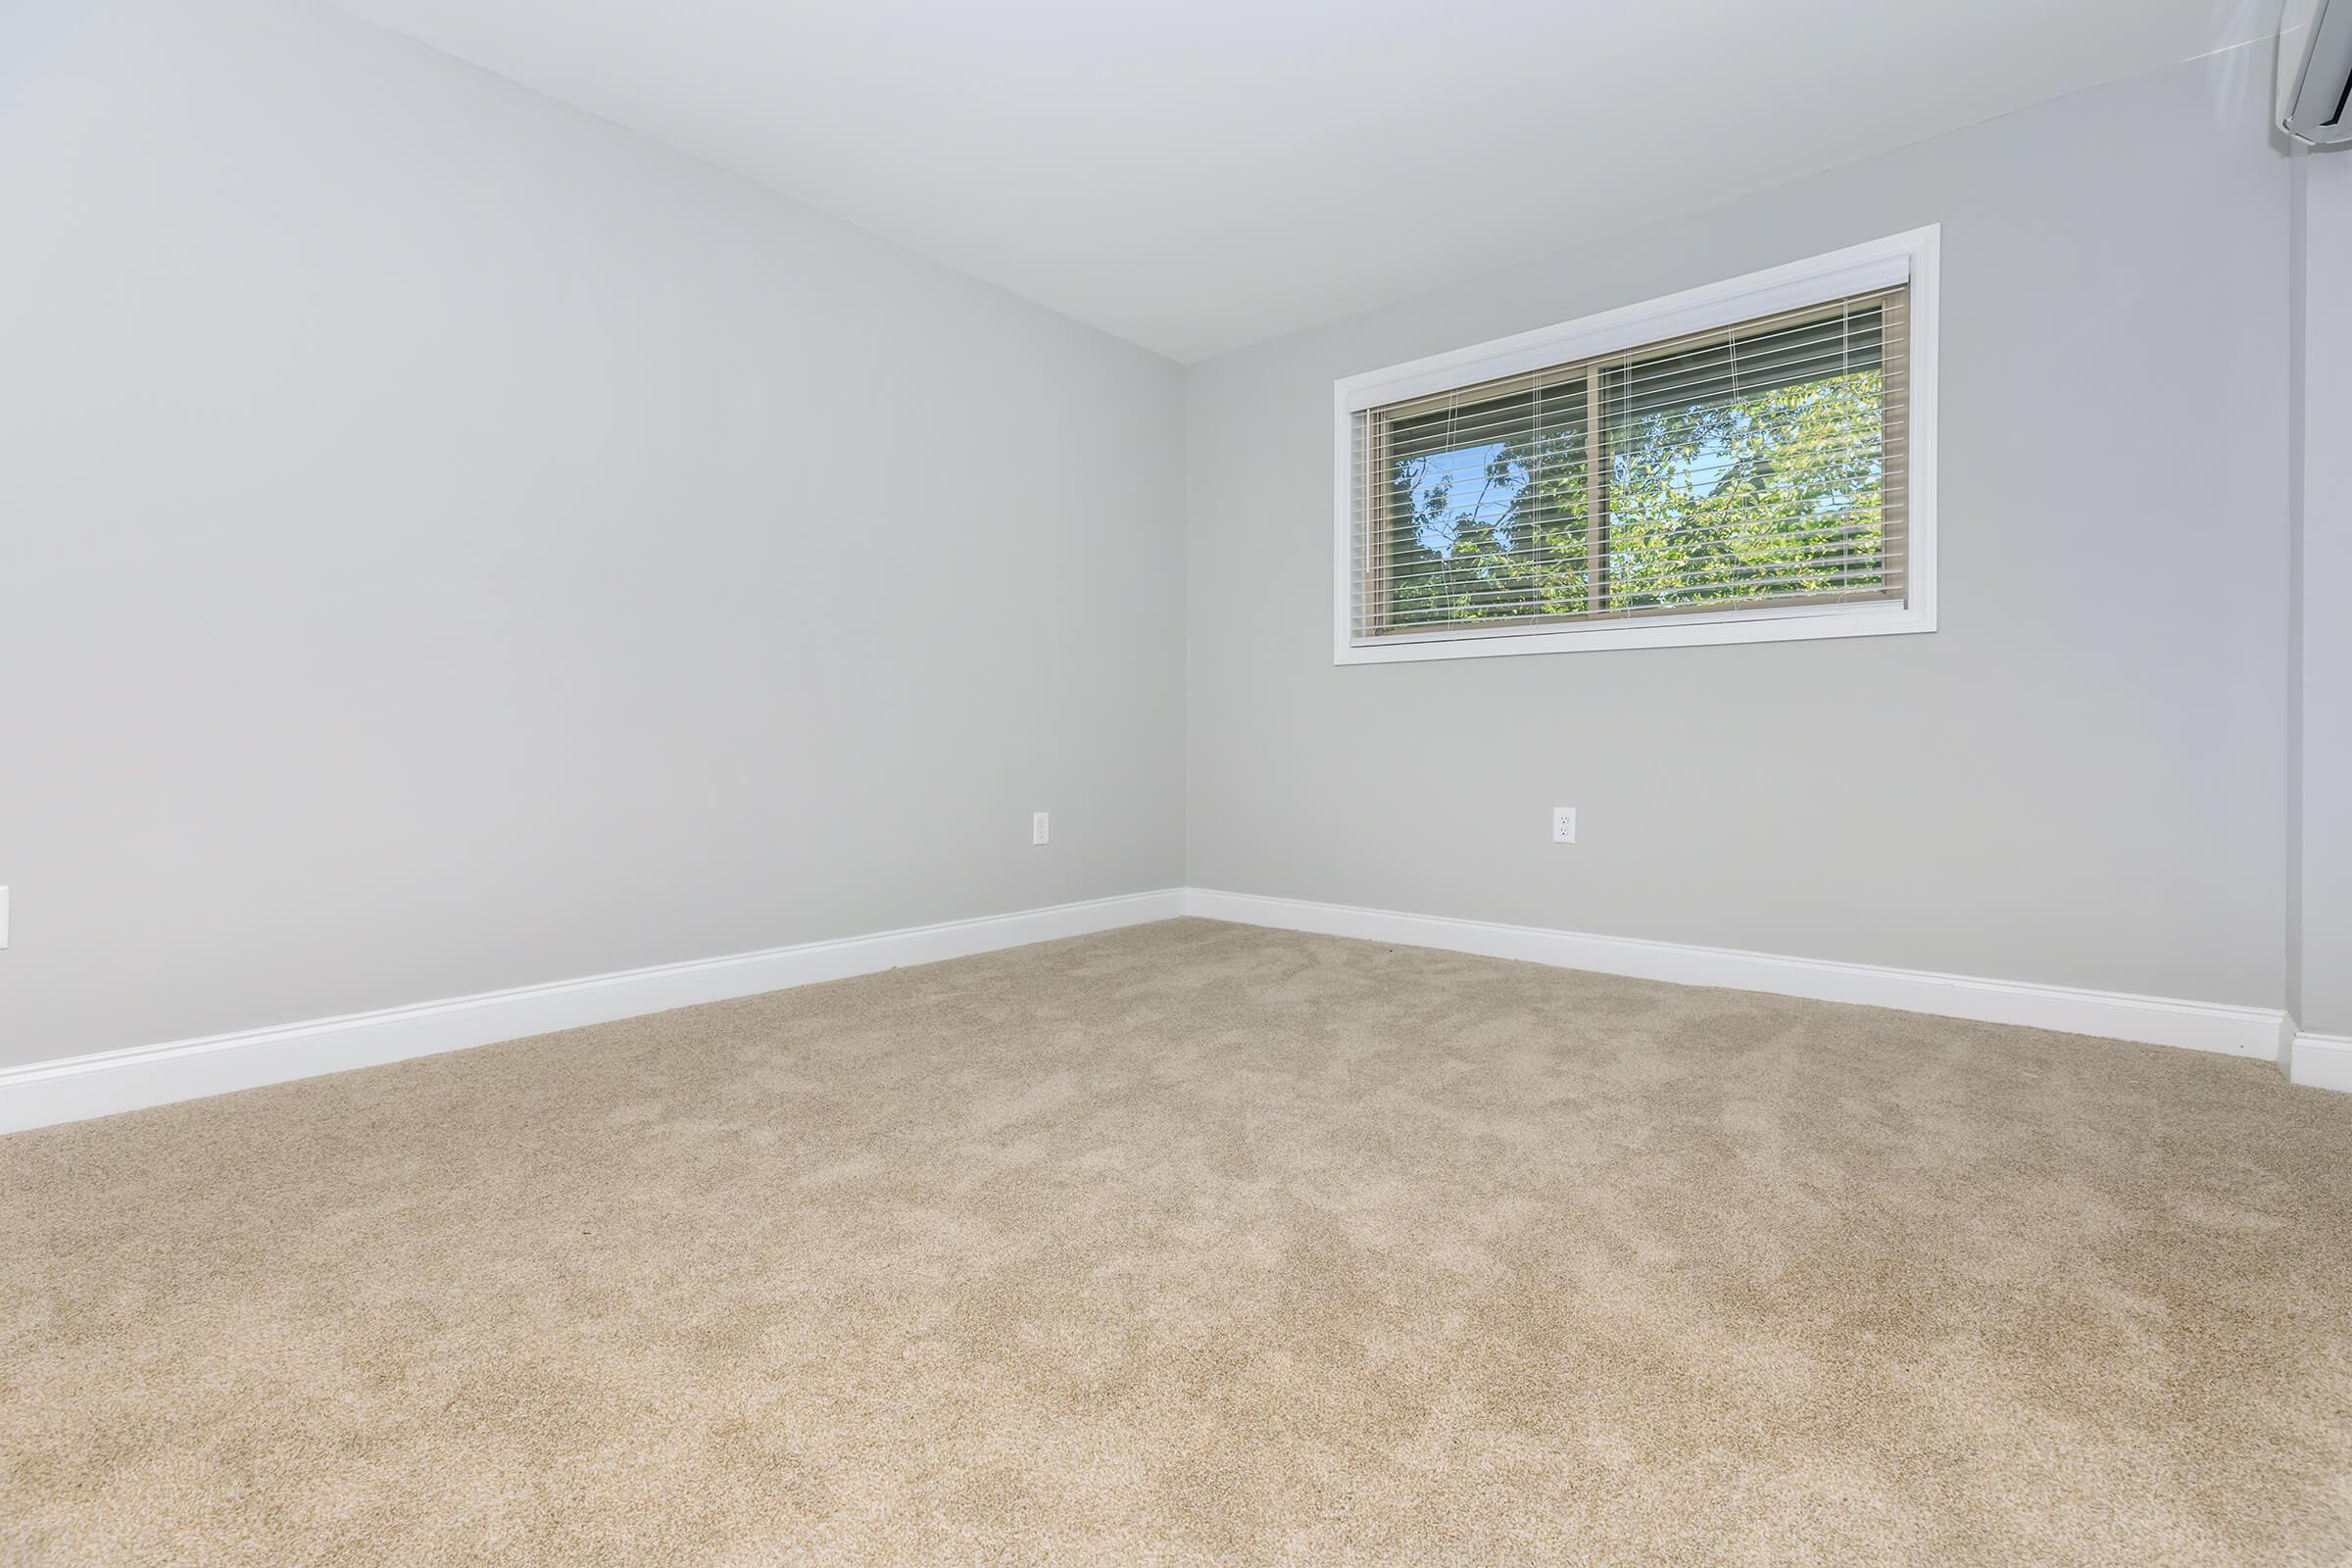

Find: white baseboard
2289;1032;2352;1093
0;889;1185;1135
1181;889;2293;1062
4;885;2328;1136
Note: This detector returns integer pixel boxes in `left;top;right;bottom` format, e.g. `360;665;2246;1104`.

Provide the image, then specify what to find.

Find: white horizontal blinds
1365;367;1593;637
1349;284;1908;642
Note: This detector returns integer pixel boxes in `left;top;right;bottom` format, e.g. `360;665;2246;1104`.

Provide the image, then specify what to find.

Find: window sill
1333;598;1935;664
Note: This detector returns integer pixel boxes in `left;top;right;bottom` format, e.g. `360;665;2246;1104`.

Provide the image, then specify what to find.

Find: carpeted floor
4;919;2351;1566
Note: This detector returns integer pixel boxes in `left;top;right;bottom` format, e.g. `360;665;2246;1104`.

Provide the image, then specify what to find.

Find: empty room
4;0;2351;1562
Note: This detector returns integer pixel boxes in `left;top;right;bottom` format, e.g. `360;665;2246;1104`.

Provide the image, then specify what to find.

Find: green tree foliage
1605;370;1887;612
1383;348;1887;631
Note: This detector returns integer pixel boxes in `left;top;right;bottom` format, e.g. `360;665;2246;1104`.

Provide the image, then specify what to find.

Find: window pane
1601;305;1888;612
1382;377;1591;630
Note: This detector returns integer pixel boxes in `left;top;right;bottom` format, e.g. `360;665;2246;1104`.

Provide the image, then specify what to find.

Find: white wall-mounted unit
2280;0;2352;145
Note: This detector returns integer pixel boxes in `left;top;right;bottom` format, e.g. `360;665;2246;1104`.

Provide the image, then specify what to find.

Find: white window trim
1331;224;1939;664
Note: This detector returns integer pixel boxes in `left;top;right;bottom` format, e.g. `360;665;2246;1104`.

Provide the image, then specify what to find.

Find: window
1335;227;1936;662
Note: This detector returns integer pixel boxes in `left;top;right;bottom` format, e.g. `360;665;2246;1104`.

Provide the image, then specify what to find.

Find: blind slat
1359;563;1909;609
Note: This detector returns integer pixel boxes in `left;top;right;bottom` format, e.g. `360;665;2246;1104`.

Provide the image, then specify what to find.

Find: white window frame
1332;225;1938;664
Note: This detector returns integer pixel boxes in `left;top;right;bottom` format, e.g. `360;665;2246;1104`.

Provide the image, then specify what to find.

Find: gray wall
2293;145;2352;1036
0;0;1187;1068
1185;45;2292;1009
2;7;2327;1071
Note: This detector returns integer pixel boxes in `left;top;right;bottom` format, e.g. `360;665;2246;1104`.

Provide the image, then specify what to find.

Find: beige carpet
4;919;2351;1566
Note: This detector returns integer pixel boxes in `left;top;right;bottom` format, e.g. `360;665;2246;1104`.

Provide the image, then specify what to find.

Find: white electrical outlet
1551;807;1577;844
1032;811;1051;846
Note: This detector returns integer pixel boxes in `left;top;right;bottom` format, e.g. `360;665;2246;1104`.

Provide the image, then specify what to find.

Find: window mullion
1584;362;1606;615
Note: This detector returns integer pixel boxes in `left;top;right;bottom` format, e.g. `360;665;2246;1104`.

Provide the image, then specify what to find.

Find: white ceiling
331;0;2280;363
